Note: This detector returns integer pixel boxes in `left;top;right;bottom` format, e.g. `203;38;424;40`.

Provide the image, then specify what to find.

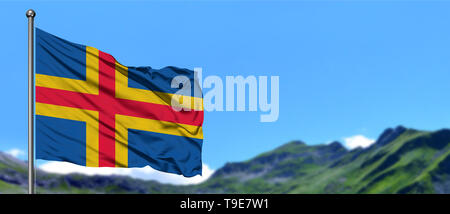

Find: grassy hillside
191;126;450;193
1;126;450;194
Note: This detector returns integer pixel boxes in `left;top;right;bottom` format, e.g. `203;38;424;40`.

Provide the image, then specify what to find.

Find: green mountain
196;126;450;193
1;126;450;193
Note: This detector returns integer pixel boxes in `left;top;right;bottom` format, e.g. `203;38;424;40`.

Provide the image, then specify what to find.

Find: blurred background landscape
2;125;450;194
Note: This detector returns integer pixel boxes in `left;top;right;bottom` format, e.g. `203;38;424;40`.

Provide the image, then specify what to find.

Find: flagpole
26;9;36;194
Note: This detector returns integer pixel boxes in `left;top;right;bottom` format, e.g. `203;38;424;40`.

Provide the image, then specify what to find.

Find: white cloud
343;135;375;149
5;148;24;158
39;161;214;185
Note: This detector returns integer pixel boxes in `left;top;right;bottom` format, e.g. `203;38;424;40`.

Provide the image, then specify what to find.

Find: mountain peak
272;140;306;152
286;140;306;146
327;141;345;151
374;125;407;147
328;141;343;147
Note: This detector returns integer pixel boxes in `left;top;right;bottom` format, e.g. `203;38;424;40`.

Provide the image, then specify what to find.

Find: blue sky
1;0;450;175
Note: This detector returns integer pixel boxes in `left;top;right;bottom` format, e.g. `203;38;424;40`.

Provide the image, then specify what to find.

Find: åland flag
35;28;204;177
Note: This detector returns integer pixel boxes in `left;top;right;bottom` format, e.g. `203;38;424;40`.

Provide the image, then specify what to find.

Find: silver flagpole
26;9;36;195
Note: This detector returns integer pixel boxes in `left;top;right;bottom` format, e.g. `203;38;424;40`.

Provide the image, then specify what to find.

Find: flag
35;28;204;177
